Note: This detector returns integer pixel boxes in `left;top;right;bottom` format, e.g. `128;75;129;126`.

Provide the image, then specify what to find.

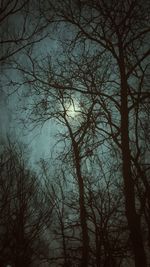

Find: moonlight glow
66;101;80;118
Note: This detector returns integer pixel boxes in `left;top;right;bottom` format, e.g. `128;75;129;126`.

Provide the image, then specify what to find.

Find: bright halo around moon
66;100;80;118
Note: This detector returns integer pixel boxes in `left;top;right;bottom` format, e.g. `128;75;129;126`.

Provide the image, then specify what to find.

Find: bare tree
37;1;149;266
0;140;53;267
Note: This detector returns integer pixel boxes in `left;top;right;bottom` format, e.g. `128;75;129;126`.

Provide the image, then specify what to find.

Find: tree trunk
73;141;89;267
119;42;147;267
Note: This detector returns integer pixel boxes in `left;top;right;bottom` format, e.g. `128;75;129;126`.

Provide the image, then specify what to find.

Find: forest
0;0;150;266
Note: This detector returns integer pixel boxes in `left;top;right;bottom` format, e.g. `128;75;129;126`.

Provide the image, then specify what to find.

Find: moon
66;101;80;118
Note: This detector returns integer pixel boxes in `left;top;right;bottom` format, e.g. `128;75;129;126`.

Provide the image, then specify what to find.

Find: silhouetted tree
39;1;150;266
0;141;53;267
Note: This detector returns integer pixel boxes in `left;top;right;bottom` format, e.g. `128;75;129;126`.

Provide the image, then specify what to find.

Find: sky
0;26;63;165
0;87;65;166
0;4;80;167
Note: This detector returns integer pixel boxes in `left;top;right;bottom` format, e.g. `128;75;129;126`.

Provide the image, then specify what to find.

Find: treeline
0;140;132;267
